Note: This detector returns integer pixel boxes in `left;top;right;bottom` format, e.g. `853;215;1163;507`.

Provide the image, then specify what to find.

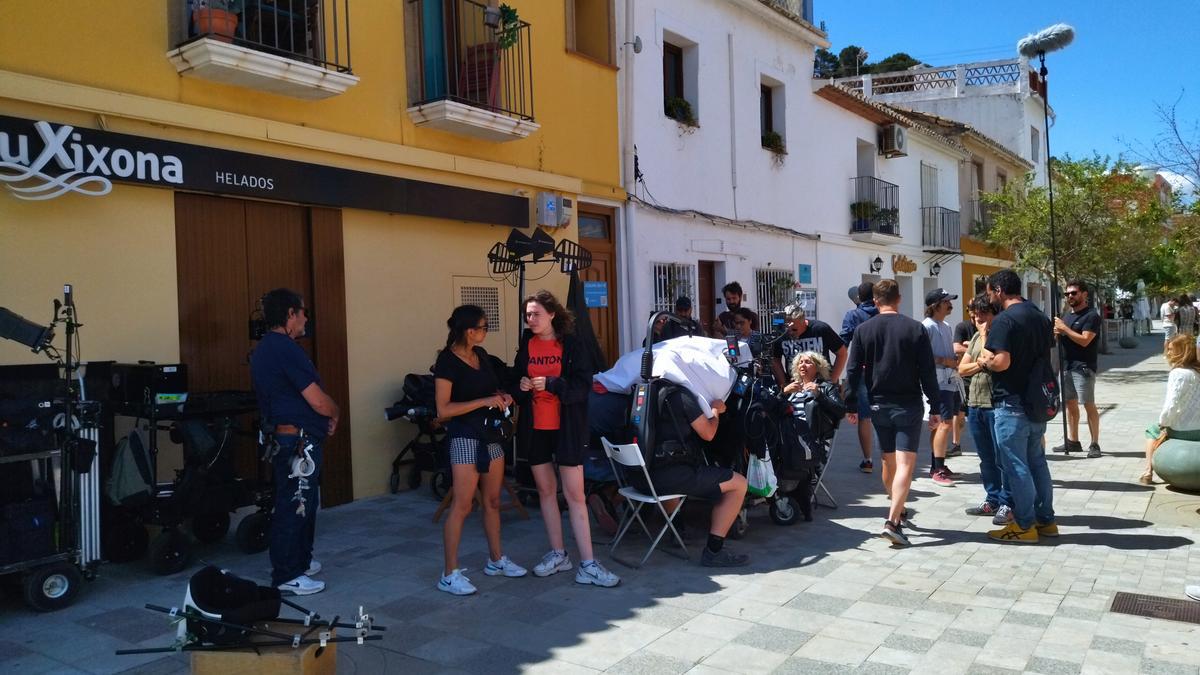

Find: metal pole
1038;53;1069;452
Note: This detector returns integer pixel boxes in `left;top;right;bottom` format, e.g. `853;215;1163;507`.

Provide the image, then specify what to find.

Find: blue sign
583;281;608;308
797;264;813;285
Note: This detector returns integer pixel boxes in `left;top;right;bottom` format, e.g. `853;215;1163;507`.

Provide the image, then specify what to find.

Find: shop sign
892;254;918;274
0;114;528;228
583;281;608;308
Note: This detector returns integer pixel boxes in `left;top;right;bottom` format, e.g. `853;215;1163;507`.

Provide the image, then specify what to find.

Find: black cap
675;296;692;311
856;282;875;303
924;288;958;307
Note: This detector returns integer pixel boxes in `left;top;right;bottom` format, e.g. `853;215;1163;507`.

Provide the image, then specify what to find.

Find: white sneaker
305;560;322;576
484;555;528;578
438;569;477;596
533;550;572;577
575;560;620;587
1187;585;1200;601
277;574;325;596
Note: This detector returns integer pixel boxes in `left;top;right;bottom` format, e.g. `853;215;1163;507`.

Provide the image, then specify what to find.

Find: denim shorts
871;402;924;453
1061;364;1095;404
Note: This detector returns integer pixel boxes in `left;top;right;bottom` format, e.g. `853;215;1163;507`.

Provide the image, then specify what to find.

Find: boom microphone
1017;24;1075;58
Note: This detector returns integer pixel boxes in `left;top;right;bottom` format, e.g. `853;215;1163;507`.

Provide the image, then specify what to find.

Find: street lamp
930;262;941;277
869;256;883;274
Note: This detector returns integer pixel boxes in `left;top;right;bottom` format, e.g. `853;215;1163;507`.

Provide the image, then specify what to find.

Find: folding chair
601;437;689;568
811;438;837;509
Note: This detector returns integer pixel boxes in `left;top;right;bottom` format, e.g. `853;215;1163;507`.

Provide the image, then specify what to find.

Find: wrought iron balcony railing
850;176;900;236
180;0;353;74
922;207;961;250
408;0;535;122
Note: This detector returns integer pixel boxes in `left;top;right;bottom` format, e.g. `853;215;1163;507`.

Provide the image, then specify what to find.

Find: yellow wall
0;186;180;366
0;1;621;194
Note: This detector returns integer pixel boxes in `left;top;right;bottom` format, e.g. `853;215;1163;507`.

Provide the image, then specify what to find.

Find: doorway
578;206;619;367
174;193;353;507
698;261;717;335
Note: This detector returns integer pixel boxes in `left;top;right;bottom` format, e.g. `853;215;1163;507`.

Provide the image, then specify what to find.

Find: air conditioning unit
879;124;908;158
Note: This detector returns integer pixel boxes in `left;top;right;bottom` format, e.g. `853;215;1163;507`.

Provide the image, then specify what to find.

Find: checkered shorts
448;436;504;465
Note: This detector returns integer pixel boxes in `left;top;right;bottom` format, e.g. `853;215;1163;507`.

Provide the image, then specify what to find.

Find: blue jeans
967;407;1008;508
270;434;322;586
992;399;1053;529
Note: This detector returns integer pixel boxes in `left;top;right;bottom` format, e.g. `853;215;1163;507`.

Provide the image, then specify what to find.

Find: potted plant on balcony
762;131;786;167
850;201;877;231
876;207;899;234
192;0;243;43
664;96;698;128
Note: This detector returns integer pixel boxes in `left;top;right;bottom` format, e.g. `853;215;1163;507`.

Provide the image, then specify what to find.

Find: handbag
746;451;778;498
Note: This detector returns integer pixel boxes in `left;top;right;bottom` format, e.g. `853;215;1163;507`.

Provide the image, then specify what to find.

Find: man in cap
840;282;879;472
921;288;961;486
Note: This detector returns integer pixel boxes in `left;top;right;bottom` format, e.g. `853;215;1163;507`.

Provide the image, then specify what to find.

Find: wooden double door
174;193;353;507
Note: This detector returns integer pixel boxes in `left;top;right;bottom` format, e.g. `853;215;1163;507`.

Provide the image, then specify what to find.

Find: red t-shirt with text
527;338;563;430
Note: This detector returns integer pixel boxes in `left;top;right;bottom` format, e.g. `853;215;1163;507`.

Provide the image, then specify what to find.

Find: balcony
922;207;961;250
833;58;1040;101
167;1;359;100
849;176;900;243
966;199;998;237
405;0;539;142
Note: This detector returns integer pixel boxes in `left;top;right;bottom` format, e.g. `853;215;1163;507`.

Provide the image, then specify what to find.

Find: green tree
837;45;869;77
871;52;923;73
979;155;1170;289
813;48;840;79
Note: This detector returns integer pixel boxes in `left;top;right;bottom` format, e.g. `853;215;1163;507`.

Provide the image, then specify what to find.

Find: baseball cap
924;288;958;307
856;282;875;303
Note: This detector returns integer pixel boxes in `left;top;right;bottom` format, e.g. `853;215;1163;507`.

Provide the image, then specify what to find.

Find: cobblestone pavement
2;329;1198;674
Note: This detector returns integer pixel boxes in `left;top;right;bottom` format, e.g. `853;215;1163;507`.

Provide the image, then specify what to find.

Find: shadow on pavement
1052;479;1152;493
1055;514;1151;529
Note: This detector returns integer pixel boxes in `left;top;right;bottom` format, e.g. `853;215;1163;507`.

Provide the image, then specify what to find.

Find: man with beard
1053;279;1102;458
717;282;757;334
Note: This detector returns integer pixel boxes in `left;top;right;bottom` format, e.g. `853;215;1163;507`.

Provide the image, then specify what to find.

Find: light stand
487;228;591;344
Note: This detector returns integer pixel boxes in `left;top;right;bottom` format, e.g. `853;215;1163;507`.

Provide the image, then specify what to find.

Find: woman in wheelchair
633;385;751;567
780;351;847;510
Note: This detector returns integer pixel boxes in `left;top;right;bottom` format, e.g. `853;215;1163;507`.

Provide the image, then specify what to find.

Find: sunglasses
1066;291;1081;297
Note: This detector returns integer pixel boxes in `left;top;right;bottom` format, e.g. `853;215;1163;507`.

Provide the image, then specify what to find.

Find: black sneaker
965;501;998;516
701;547;750;567
900;508;915;527
1053;440;1083;454
881;520;911;547
947;444;962;457
1087;443;1102;458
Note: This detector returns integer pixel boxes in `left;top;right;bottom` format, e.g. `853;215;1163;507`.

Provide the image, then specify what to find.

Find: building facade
0;1;623;503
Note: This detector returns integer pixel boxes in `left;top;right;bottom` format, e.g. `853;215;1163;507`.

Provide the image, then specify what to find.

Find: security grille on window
755;268;795;326
652;263;695;313
459;286;501;333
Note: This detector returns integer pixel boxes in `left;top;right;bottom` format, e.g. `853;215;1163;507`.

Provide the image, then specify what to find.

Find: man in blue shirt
840;282;878;473
251;288;340;595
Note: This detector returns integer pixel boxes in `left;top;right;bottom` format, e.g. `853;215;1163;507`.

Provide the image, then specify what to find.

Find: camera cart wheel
235;511;271;553
769;495;801;526
407;466;423;490
191;512;231;544
149;529;194;575
22;562;82;612
388;470;401;494
430;471;451;500
727;509;749;540
103;518;149;563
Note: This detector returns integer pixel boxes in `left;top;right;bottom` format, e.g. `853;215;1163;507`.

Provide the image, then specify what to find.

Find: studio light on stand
1018;23;1075;450
487;228;592;344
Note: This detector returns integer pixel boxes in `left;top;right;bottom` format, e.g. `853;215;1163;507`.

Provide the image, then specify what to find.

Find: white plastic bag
747;452;778;498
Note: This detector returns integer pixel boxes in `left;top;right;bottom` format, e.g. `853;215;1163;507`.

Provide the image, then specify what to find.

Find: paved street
2;328;1198;675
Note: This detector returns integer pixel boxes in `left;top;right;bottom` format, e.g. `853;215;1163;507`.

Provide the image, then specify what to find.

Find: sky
816;0;1200;197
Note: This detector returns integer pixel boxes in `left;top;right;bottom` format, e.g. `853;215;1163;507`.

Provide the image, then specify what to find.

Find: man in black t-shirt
771;304;847;388
977;269;1055;544
1053;280;1102;457
845;280;940;547
716;282;758;334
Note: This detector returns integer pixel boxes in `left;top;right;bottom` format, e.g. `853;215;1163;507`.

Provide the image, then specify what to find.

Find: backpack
1023;353;1060;423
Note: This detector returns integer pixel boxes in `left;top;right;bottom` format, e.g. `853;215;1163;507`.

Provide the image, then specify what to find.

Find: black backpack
1023;324;1060;423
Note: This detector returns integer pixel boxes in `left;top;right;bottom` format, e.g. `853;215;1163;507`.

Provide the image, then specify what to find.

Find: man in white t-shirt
1161;298;1178;342
921;289;960;486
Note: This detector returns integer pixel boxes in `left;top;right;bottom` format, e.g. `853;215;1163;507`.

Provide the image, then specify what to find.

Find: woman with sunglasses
433;304;523;595
514;290;620;587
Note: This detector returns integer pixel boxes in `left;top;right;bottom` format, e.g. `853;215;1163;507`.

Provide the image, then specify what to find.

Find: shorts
935;390;961;420
871;402;924;453
526;429;583;467
634;464;735;501
448;436;504;465
1062;364;1096;404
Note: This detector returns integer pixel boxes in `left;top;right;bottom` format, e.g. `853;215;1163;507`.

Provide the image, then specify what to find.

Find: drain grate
1110;592;1200;625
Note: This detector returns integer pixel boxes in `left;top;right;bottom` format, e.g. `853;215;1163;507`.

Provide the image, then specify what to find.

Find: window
755;268;795;327
662;31;698;125
759;75;785;152
997;170;1008;190
653;263;695;313
565;0;614;65
920;162;939;208
1030;126;1041;163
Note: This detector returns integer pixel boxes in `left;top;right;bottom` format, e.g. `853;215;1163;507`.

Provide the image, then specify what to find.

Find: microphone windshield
1017;23;1075;57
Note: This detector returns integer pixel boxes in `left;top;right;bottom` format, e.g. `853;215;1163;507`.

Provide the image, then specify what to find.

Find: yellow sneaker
988;522;1038;544
1035;521;1059;537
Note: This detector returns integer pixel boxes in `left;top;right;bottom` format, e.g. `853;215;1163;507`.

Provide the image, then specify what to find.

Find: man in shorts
633;384;750;567
922;289;961;485
1053;279;1102;458
846;280;941;546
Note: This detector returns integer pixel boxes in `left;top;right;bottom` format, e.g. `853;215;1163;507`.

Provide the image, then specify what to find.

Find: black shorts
871;402;924;453
634;464;734;501
526;429;583;467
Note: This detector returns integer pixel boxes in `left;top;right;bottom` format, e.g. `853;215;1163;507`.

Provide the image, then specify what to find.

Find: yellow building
0;1;623;506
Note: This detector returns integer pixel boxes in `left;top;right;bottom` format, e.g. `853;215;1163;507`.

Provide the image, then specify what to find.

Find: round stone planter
1153;439;1200;491
1119;336;1139;349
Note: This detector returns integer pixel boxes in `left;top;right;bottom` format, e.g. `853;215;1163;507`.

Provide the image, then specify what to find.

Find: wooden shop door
174;193;353;507
578;207;619;367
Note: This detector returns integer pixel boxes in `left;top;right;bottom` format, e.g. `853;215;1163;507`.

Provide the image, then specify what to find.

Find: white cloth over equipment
594;336;744;418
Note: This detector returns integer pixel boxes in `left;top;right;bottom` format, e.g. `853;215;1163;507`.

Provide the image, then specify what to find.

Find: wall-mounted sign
0;115;528;227
892;254;918;274
583;281;608;308
797;264;813;285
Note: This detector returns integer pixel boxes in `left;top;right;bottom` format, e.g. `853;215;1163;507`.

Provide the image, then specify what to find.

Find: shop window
565;0;614;65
